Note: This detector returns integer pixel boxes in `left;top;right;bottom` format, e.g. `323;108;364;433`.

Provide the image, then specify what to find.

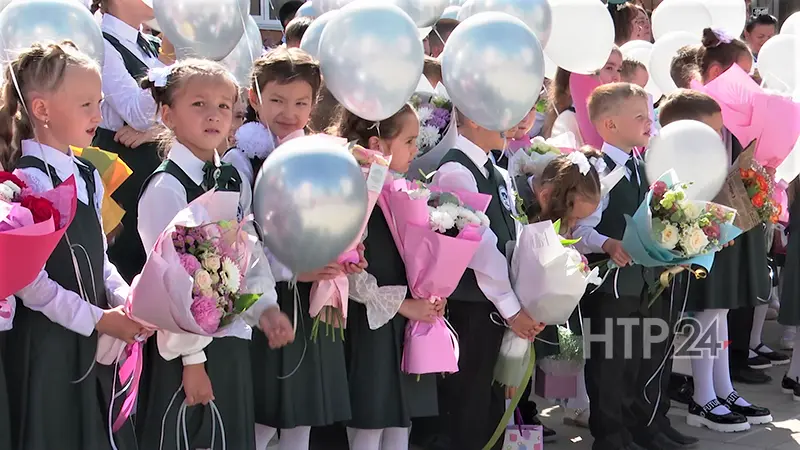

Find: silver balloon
319;2;424;121
0;0;104;64
388;0;449;27
154;0;245;61
449;0;466;5
296;1;318;17
442;12;544;131
459;0;551;47
300;10;339;59
456;0;473;20
441;5;460;20
253;135;368;274
222;16;263;87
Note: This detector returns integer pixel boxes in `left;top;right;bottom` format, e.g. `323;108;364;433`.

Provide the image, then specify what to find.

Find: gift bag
504;410;543;450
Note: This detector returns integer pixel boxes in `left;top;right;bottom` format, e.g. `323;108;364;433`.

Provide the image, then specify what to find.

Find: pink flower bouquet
378;178;491;375
0;171;78;298
309;144;390;341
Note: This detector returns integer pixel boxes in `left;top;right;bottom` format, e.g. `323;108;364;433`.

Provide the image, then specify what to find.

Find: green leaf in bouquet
417;169;436;181
513;191;529;225
553;219;581;245
553;219;562;234
430;192;461;207
234;293;261;313
483;345;536;450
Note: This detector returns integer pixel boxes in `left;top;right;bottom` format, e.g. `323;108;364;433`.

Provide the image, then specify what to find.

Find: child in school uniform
331;104;441;450
90;0;164;282
136;59;294;450
224;47;363;450
2;42;146;450
432;109;544;450
678;28;773;433
572;82;655;450
779;178;800;400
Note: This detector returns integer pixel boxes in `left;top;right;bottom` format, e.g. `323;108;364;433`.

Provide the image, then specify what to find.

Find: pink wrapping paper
697;64;800;168
569;74;603;149
311;146;390;328
378;178;488;375
0;176;78;298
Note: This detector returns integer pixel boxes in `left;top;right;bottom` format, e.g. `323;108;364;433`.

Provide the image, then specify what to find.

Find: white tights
347;427;410;450
254;425;311;450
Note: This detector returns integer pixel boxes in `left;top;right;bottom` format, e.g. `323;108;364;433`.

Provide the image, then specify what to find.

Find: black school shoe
668;375;693;406
686;399;750;433
781;375;800;401
732;367;773;384
717;391;773;425
752;344;791;366
661;425;699;447
747;354;773;370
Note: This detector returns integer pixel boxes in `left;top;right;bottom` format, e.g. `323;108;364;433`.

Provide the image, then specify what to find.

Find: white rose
0;184;14;202
202;254;221;272
429;208;456;233
680;225;710;256
193;269;214;294
658;222;680;250
681;201;702;221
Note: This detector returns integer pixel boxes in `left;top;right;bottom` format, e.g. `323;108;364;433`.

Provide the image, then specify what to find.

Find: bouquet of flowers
713;141;780;232
309;143;390;340
407;85;458;180
127;190;265;338
378;178;491;376
610;170;742;302
0;171;78;298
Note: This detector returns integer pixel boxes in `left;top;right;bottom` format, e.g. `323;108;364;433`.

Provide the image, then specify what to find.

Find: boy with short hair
574;82;657;450
669;45;701;89
284;16;312;48
658;89;723;133
423;55;443;88
620;58;648;88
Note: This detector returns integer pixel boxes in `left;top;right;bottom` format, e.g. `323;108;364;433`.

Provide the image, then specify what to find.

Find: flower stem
482;344;536;450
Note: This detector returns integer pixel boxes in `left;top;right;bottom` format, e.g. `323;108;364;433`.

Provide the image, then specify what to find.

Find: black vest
437;148;517;303
15;156;109;310
139;160;208;203
363;209;407;288
102;32;159;80
588;153;647;298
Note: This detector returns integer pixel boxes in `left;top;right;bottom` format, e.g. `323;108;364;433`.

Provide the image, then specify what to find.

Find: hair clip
566;151;591;175
616;3;625;11
710;28;733;46
148;66;171;87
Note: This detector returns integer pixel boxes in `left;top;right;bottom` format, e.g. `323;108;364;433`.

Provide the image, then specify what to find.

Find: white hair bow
567;151;591;175
148;66;171;87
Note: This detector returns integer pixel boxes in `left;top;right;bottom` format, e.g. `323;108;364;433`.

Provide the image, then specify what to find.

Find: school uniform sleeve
348;271;407;330
572;195;610;255
238;222;280;328
433;163;522;320
138;173;212;366
221;149;255;188
92;170;130;307
101;39;159;132
14;168;104;337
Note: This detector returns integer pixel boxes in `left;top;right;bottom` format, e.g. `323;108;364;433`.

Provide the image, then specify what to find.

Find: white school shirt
14;140;129;337
432;135;522;319
137;141;279;365
572;143;641;255
99;14;163;132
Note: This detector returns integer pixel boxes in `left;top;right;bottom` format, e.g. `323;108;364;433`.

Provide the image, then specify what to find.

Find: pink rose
190;295;222;334
703;223;721;240
179;253;201;275
651;181;668;198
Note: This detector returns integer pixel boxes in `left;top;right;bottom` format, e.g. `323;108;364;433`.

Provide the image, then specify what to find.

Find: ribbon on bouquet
111;338;144;432
649;266;707;307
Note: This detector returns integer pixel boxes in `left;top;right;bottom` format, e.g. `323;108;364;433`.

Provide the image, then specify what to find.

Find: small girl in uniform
136;58;294;450
2;42;145;450
331;104;441;450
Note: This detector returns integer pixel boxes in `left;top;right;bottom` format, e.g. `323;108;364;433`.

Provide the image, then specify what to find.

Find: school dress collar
20;139;87;182
167;141;221;186
455;134;490;171
101;13;140;46
601;142;631;168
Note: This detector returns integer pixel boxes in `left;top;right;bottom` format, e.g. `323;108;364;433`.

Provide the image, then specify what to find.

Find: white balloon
295;1;318;17
221;16;263;87
651;0;712;41
757;34;800;94
622;44;663;100
649;31;700;95
645;120;729;201
619;39;652;54
458;0;552;47
388;0;449;27
300;10;339;59
704;0;746;37
544;0;614;75
441;5;459;20
456;0;473;21
781;12;800;36
543;52;556;79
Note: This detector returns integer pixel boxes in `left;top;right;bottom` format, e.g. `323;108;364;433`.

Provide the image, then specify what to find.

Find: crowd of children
0;1;798;450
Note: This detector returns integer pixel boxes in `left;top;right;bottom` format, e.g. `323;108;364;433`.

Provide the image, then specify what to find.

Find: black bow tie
202;161;241;193
137;33;158;58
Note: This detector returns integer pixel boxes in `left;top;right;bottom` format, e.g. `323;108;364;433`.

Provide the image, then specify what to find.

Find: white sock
712;310;751;407
691;309;730;415
750;304;773;353
568;365;590;410
347;428;383;450
279;427;311;450
789;334;800;380
381;428;410;450
255;424;278;450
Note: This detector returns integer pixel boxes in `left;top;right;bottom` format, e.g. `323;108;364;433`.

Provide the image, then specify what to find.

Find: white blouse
138;141;279;365
13;140;129;337
99;14;163;133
